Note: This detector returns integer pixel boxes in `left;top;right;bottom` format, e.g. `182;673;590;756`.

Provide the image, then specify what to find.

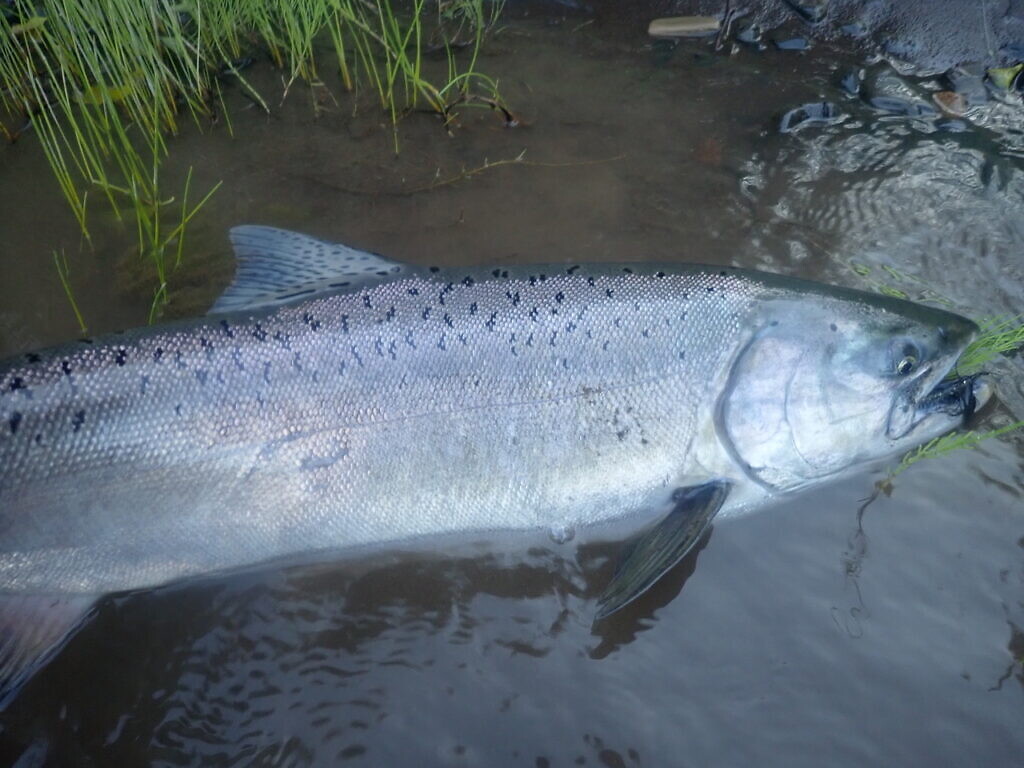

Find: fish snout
916;372;993;422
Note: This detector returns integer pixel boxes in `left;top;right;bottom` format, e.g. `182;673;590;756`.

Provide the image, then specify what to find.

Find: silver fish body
3;263;768;594
0;227;988;693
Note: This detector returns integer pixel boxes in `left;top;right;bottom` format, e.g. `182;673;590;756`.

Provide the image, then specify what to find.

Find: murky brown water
1;2;1023;765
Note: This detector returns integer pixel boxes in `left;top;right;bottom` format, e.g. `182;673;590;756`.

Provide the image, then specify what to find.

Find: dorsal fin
210;226;409;314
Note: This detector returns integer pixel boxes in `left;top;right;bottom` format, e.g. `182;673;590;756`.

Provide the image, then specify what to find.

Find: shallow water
1;2;1023;765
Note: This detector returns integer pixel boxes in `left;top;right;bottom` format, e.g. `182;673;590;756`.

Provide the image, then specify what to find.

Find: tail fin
0;594;96;706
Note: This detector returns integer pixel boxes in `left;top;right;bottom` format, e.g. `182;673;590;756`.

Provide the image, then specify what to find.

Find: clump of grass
954;315;1024;376
891;420;1024;478
0;0;508;322
846;259;956;308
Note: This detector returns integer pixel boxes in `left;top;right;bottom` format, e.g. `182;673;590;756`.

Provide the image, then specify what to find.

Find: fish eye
896;356;917;376
891;340;921;376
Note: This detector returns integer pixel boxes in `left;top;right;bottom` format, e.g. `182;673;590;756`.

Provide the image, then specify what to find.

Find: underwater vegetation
0;0;507;320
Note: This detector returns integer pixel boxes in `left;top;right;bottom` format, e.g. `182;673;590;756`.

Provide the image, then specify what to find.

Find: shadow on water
586;531;711;660
0;534;709;765
989;621;1024;691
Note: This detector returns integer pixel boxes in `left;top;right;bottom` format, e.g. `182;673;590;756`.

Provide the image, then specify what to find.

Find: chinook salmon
0;226;990;697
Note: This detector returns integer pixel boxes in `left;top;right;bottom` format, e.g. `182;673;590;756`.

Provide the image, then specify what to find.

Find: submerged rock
779;102;841;133
735;21;763;47
945;62;989;107
773;37;811;51
860;67;939;118
839;69;863;96
868;96;937;117
932;91;969;117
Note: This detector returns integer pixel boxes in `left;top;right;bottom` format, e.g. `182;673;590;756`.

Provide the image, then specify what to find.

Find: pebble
868;96;937;117
839;69;863;96
735;21;763;46
932;91;969;117
648;16;720;39
780;102;841;133
773;37;811;51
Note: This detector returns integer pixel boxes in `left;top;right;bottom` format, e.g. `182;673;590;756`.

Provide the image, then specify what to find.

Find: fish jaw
886;317;988;445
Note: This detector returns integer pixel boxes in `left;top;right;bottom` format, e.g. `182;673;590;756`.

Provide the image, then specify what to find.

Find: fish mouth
915;373;990;420
886;366;992;440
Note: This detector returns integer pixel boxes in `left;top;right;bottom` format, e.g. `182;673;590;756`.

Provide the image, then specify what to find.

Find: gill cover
716;294;979;493
716;325;835;491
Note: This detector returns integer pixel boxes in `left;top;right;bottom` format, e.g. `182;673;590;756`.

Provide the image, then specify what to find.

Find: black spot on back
72;410;85;433
9;411;22;435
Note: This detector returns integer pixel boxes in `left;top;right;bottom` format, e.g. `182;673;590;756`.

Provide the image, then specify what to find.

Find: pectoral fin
596;480;730;620
0;593;96;704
